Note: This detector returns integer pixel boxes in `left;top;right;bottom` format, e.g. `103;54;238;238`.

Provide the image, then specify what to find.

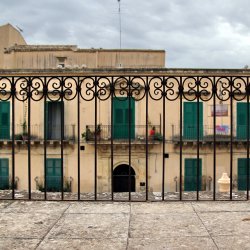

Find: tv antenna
118;0;122;50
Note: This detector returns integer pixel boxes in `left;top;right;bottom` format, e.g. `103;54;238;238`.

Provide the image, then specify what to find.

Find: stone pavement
0;201;250;249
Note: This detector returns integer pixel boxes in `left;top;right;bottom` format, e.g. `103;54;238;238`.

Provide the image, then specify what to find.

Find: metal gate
0;73;249;201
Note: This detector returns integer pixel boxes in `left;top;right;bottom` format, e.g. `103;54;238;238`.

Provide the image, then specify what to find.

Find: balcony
0;124;76;145
172;125;249;144
83;125;162;145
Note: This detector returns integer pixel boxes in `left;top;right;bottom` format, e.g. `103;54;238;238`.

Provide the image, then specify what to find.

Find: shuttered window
0;102;10;139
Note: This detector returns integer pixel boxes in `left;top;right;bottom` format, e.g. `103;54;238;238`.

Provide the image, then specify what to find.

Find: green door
238;158;250;190
184;102;203;140
184;159;202;191
46;159;62;191
113;97;135;139
237;103;250;140
0;159;9;190
0;102;10;139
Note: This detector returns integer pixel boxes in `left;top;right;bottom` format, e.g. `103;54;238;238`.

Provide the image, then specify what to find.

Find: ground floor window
46;159;62;192
0;159;9;190
184;158;202;191
238;158;250;191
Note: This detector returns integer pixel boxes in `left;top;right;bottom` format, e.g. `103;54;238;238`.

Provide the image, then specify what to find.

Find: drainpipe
160;113;161;134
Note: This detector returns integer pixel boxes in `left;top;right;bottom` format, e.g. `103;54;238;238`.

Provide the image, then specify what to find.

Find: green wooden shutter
184;159;202;191
0;159;9;190
46;159;62;191
113;97;135;139
183;102;203;140
238;158;250;190
0;102;10;140
237;103;249;140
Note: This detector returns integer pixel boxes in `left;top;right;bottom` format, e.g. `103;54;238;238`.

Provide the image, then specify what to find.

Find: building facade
0;23;249;200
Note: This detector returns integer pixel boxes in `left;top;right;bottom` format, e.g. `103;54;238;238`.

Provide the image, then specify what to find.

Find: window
0;102;10;140
56;57;67;68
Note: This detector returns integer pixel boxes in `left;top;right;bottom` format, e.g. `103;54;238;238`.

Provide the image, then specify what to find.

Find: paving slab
0;200;12;210
192;201;250;212
37;238;127;250
1;201;70;214
198;212;250;236
0;212;60;238
131;202;193;214
0;238;40;250
1;200;250;249
213;235;250;250
129;213;209;238
128;236;217;250
66;202;130;214
47;213;129;239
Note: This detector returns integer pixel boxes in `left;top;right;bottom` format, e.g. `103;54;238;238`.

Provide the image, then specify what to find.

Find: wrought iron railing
83;125;161;142
0;74;250;202
0;124;76;141
172;125;250;141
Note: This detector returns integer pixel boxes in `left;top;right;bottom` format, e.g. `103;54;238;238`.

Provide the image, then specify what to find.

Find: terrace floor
1;200;250;249
0;190;249;201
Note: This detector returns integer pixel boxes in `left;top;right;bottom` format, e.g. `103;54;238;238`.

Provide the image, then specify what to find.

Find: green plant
82;126;92;141
14;134;23;140
154;132;163;141
64;180;71;192
36;179;72;192
9;180;17;190
96;124;102;134
37;182;45;192
22;121;27;134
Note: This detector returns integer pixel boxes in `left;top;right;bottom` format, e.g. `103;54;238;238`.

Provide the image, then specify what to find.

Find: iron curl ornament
29;77;45;102
46;77;63;102
129;76;146;101
0;77;12;101
148;76;164;100
96;77;112;101
113;77;129;100
63;77;78;101
215;77;231;102
14;77;29;102
231;77;247;101
182;77;199;101
199;77;213;102
79;77;95;101
165;77;180;101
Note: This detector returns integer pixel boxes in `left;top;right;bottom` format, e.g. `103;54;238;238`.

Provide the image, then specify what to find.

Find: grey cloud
1;0;250;68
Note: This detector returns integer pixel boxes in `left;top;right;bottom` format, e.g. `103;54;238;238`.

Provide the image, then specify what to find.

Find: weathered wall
0;24;26;68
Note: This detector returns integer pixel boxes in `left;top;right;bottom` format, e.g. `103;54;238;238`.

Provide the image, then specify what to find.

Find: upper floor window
56;57;67;68
0;102;10;140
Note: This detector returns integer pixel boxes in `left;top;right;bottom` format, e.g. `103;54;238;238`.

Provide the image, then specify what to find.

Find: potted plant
153;132;163;141
96;124;102;140
82;126;92;141
15;134;23;140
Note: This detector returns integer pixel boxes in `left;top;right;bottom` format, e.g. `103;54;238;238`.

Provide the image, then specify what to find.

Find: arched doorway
113;164;136;192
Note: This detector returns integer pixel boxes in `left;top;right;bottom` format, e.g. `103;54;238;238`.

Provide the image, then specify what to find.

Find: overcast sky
1;0;250;68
